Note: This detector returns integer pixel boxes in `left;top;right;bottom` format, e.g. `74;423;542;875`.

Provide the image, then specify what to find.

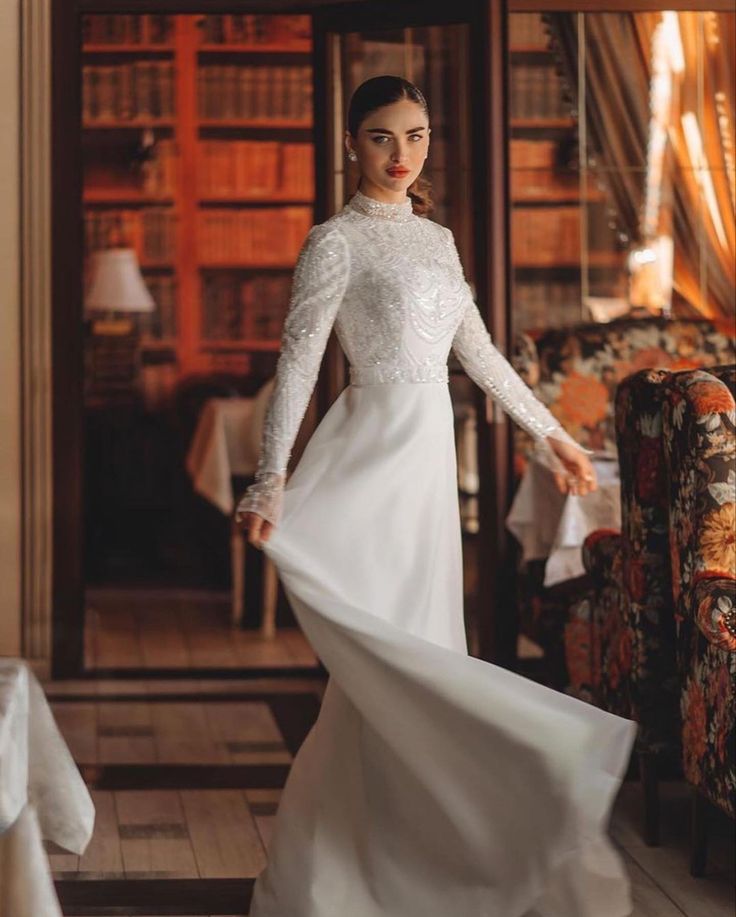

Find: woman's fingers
553;471;570;494
240;512;275;549
552;460;598;497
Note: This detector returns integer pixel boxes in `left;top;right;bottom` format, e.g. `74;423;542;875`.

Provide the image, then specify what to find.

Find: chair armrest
690;573;736;652
582;529;623;587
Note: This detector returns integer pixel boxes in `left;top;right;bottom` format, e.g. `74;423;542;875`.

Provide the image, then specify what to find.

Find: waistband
349;363;449;386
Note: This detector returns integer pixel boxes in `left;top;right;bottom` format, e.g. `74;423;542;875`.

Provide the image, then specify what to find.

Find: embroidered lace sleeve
234;223;350;525
442;227;592;475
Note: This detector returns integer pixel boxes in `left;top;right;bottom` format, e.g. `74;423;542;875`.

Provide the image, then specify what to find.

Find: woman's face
345;98;430;201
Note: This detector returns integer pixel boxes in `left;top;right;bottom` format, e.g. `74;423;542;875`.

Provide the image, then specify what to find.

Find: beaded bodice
235;188;584;524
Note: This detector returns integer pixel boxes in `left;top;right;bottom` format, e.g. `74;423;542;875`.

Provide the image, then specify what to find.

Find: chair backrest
614;368;682;753
660;364;736;815
661;365;736;654
514;317;736;456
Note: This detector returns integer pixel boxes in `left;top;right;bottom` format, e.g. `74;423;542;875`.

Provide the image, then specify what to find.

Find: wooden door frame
50;0;511;675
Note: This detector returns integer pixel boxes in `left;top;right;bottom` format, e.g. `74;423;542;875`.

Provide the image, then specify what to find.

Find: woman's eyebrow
364;126;426;134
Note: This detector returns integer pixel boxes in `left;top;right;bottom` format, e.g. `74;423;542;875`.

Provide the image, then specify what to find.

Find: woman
236;75;636;917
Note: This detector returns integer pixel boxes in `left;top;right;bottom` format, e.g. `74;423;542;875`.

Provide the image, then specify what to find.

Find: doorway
51;0;507;680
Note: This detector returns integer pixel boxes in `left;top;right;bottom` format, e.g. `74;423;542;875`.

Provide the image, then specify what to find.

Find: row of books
141;139;178;198
82;14;174;46
198;66;312;122
84;330;140;399
509;66;569;120
510;140;581;201
140;275;177;340
508;13;548;49
512;280;583;330
197;14;310;46
201;274;292;341
198;141;313;198
511;207;581;265
85;208;177;263
83;64;175;123
198;207;312;265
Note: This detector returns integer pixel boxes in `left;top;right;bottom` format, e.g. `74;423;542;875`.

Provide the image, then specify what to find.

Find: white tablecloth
506;458;621;586
185;381;275;515
0;660;94;916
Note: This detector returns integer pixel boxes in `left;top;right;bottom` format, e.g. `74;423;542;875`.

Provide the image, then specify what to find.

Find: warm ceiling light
661;12;685;75
681;111;728;249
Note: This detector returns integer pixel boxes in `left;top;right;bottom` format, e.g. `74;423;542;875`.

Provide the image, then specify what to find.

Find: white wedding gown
236;189;637;917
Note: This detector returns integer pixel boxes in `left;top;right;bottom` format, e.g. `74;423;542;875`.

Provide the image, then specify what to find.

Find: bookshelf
508;13;624;331
82;12;315;392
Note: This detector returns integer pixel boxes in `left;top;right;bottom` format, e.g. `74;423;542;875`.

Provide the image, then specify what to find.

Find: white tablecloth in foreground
506;458;621;586
185;380;275;515
0;661;94;916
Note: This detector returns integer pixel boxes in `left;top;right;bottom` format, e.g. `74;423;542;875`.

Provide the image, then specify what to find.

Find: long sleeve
235;223;351;525
442;226;591;474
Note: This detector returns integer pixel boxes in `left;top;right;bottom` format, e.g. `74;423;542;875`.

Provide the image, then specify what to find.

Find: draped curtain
544;12;735;323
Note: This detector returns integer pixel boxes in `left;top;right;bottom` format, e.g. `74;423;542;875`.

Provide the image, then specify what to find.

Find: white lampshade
85;248;156;314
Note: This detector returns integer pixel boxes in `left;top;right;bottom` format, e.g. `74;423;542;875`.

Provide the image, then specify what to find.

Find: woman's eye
371;134;423;144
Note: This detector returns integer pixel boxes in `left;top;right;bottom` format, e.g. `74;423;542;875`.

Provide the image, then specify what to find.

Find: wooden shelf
511;118;576;130
199;263;295;271
199;195;313;206
198;42;311;54
199;118;312;130
141;338;177;350
84;191;175;205
83;120;176;130
511;189;607;204
509;44;550;53
83;44;174;54
514;252;623;271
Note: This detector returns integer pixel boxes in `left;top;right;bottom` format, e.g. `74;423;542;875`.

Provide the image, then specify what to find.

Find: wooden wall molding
20;0;54;674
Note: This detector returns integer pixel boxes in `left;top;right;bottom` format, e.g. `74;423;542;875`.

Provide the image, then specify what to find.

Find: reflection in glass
508;10;735;332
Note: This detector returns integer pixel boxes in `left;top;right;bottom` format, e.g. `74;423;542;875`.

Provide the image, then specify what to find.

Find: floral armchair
567;369;682;845
661;367;736;874
510;318;735;663
565;365;736;866
512;317;736;469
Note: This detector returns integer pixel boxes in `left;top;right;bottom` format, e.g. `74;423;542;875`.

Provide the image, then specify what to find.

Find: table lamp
85;247;155;333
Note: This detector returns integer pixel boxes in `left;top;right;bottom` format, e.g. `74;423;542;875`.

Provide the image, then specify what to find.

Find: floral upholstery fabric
565;530;630;718
512;319;735;655
613;370;682;758
567;365;736;817
661;366;736;817
512;318;736;467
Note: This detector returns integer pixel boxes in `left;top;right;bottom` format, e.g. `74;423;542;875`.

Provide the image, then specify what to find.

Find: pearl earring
348;151;358;161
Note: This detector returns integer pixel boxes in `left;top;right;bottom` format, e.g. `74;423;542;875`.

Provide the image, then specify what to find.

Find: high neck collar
347;188;414;222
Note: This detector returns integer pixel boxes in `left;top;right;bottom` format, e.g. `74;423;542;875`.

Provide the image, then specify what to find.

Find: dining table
185;380;279;634
0;659;94;916
505;456;621;586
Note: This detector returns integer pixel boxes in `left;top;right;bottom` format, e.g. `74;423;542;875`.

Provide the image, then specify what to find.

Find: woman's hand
546;437;598;497
237;511;275;549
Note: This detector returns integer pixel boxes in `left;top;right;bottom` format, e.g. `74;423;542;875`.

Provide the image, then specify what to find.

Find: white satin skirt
250;380;636;917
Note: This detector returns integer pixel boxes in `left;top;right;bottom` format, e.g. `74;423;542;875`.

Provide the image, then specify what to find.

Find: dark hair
346;75;433;217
